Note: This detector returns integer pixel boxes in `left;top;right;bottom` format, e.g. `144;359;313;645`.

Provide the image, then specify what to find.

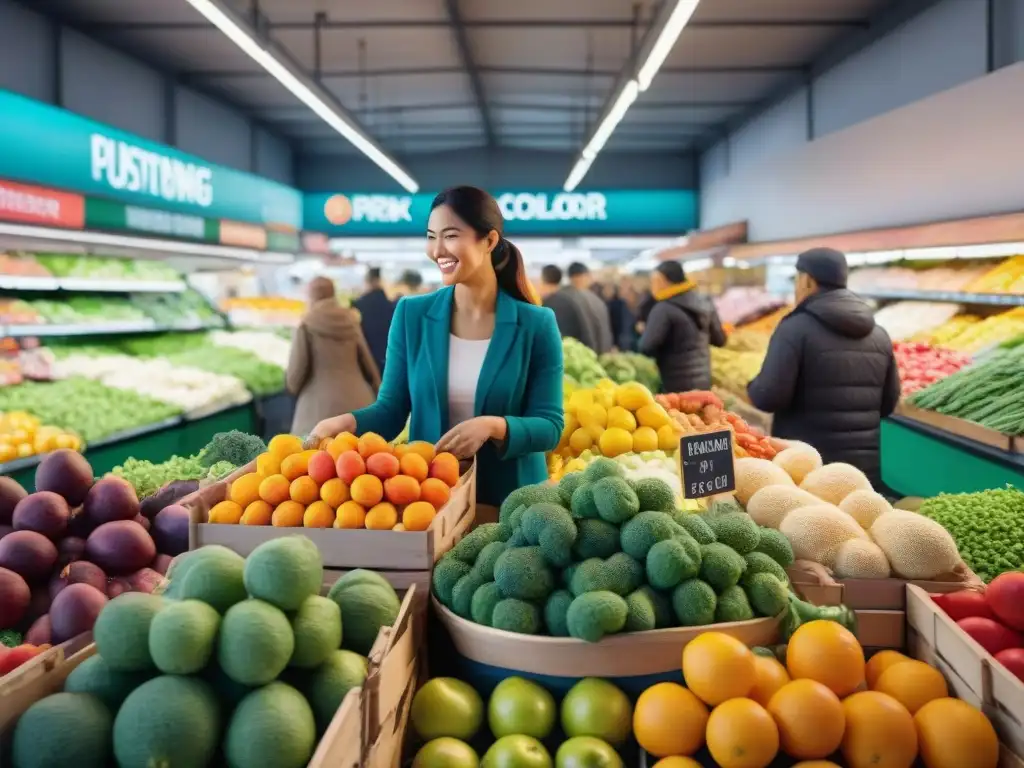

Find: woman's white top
447;334;491;429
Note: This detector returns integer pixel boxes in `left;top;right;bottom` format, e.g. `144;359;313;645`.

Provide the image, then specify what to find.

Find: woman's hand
435;417;505;459
307;413;356;448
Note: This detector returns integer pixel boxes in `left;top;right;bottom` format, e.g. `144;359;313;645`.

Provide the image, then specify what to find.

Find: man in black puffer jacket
747;247;901;486
638;260;727;392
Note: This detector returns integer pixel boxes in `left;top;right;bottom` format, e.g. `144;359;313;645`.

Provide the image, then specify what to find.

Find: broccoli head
207;461;236;481
707;513;761;554
620;511;677;560
472;541;508;581
198;430;267;469
742;552;789;586
520;503;578;567
671;579;717;626
624;588;657;632
557;472;585;508
566;591;628;642
592;477;640;524
745;572;790;617
715;585;755;623
753;527;795;567
470;582;502;626
451;572;488;618
494;546;555;601
646;538;700;590
433;556;472;606
631;477;677;513
569;558;615;597
500;484;563;524
582;457;624;484
544;589;574;636
605;552;644;595
699;542;747;592
570;484;600;520
573;519;621;560
707;497;745;518
634;585;675;629
451;523;504;564
671;511;717;545
492;598;541;635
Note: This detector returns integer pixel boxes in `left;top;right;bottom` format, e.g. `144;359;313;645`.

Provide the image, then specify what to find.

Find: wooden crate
308;688;362;768
186;461;476;570
896;402;1014;451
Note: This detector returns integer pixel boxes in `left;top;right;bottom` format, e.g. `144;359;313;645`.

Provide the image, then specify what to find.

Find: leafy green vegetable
198;430;266;469
113;455;206;498
0;629;23;648
207;461;237;481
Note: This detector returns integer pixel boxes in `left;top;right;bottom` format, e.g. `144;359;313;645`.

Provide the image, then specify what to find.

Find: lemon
632;426;659;452
569;428;594;455
597;378;616;391
568;390;595;413
598;428;634;458
564;413;579;434
585;424;606;443
595;389;616;410
615;382;653;411
657;424;681;452
577;404;608;431
606;406;637;432
636;403;670;429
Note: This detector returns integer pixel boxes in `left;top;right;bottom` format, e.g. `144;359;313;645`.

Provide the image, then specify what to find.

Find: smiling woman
310;186;564;510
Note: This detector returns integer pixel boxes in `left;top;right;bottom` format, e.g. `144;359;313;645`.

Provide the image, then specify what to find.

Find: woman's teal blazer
352;287;564;506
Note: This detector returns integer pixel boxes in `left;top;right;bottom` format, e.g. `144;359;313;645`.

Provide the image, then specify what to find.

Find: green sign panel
0;89;303;230
85;198;219;242
267;230;301;253
304;189;697;237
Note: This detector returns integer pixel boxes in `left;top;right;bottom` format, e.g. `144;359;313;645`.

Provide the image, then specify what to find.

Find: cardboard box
186;461;476;570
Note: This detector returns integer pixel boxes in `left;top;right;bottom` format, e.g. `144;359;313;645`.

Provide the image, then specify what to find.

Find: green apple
488;677;556;739
555;737;623;768
412;738;479;768
560;679;632;746
482;735;552;768
411;678;484;741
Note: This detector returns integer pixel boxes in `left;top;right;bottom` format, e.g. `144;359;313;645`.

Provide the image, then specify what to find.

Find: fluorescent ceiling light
563;156;595;193
637;1;700;91
584;80;639;159
183;0;418;193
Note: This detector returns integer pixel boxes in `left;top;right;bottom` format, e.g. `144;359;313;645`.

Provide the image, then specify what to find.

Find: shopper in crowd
567;262;614;353
601;282;636;351
287;277;380;436
352;267;394;376
638;260;726;392
396;269;424;297
309;186;564;516
537;264;597;349
747;247;901;486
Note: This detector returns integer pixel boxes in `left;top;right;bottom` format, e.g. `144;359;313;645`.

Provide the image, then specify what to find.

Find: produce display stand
895;402;1017;453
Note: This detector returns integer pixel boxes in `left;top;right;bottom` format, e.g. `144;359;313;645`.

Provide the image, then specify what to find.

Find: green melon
92;592;164;672
12;692;112;768
225;682;317;768
218;599;295;686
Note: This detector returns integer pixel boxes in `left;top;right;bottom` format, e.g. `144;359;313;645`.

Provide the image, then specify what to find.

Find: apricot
290;476;320;506
241;500;273;526
258;474;291;506
402;501;436;532
366;452;400;480
336;450;366;484
357;432;390;459
429;452;460;487
272;501;304;527
420;477;451;510
334;501;366;529
398;453;429;483
320;478;350;509
303;501;335;528
281;452;310;481
384;475;421;506
307;451;337;484
350;474;384;507
365;502;398;530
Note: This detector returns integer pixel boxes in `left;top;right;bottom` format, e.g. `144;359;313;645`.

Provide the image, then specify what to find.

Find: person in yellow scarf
637;260;727;392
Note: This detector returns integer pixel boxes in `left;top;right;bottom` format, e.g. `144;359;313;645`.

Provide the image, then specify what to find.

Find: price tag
679;429;736;499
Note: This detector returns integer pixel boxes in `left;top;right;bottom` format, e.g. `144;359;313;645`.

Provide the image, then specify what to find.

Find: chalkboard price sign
679;429;736;499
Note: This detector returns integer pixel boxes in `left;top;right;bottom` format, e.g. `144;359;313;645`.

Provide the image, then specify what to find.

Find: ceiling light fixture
183;0;419;193
563;0;701;191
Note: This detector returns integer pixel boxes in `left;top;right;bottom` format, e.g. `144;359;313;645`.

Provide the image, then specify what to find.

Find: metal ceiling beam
260;100;749;118
78;19;870;32
444;0;496;146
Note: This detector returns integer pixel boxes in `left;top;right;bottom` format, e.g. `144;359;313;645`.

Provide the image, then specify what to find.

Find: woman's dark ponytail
430;186;539;305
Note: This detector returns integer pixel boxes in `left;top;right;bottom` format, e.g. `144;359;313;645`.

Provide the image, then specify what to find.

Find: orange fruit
865;650;911;689
229;473;262;508
366;452;400;479
749;655;791;707
874;659;948;715
320;478;350;509
420;477;451;510
365;502;398;530
334;432;359;453
272;500;305;527
208;500;243;524
258;474;291;506
357;432;390;458
281;452;310;481
307;451;337;484
336;450;366;484
767;679;845;760
429;452;460;487
786;619;865;698
791;763;842;768
652;759;702;768
633;682;708;757
304;500;336;528
706;698;779;768
255;452;281;478
402;441;436;463
841;691;918;768
324;438;346;462
350;474;384;507
402;501;436;532
335;501;366;529
268;434;303;460
319;437;333;451
290;476;320;506
399;452;429;482
384;475;421;506
914;698;998;768
682;632;756;706
240;500;273;526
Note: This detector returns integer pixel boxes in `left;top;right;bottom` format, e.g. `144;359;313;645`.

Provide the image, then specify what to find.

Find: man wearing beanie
747;247;901;487
638;260;727;392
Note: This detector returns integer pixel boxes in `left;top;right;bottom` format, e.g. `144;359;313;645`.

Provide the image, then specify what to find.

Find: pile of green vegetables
562;338;608;388
909;344;1024;435
432;458;844;642
600;351;661;393
918;486;1024;582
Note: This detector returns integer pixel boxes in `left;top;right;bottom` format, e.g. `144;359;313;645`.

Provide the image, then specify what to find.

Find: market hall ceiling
39;0;901;157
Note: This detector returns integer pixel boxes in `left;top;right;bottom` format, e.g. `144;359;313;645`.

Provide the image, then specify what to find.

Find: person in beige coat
287;277;381;436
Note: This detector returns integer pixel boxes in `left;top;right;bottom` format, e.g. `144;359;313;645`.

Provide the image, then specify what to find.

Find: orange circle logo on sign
324;194;353;225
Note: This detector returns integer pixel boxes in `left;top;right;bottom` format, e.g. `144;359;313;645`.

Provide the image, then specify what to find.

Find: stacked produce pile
965;254;1024;293
917;486;1024;582
739;444;966;581
0;410;81;463
0;299;43;324
433;458;821;641
24;297;150;326
212;432;460;532
848;262;993;292
873;302;962;341
562;338;610;388
724;327;771;353
209;328;291;369
0;252;53;277
0;450;191;647
222;295;305;327
715;287;787;326
131;290;225;328
909;314;982;346
657;390;779;460
599;351;661;392
53;353;251;416
737;305;790;335
0;378;180;443
710;345;765;393
908;340;1024;434
6;536;402;768
892;342;971;396
930;571;1024;682
33;253;181;283
930;308;1024;354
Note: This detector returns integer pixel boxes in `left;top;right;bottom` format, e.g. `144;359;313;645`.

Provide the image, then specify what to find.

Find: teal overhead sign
304;189;697;237
0;90;303;230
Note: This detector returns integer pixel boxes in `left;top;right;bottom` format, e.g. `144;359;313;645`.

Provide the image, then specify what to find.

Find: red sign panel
0;179;85;229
